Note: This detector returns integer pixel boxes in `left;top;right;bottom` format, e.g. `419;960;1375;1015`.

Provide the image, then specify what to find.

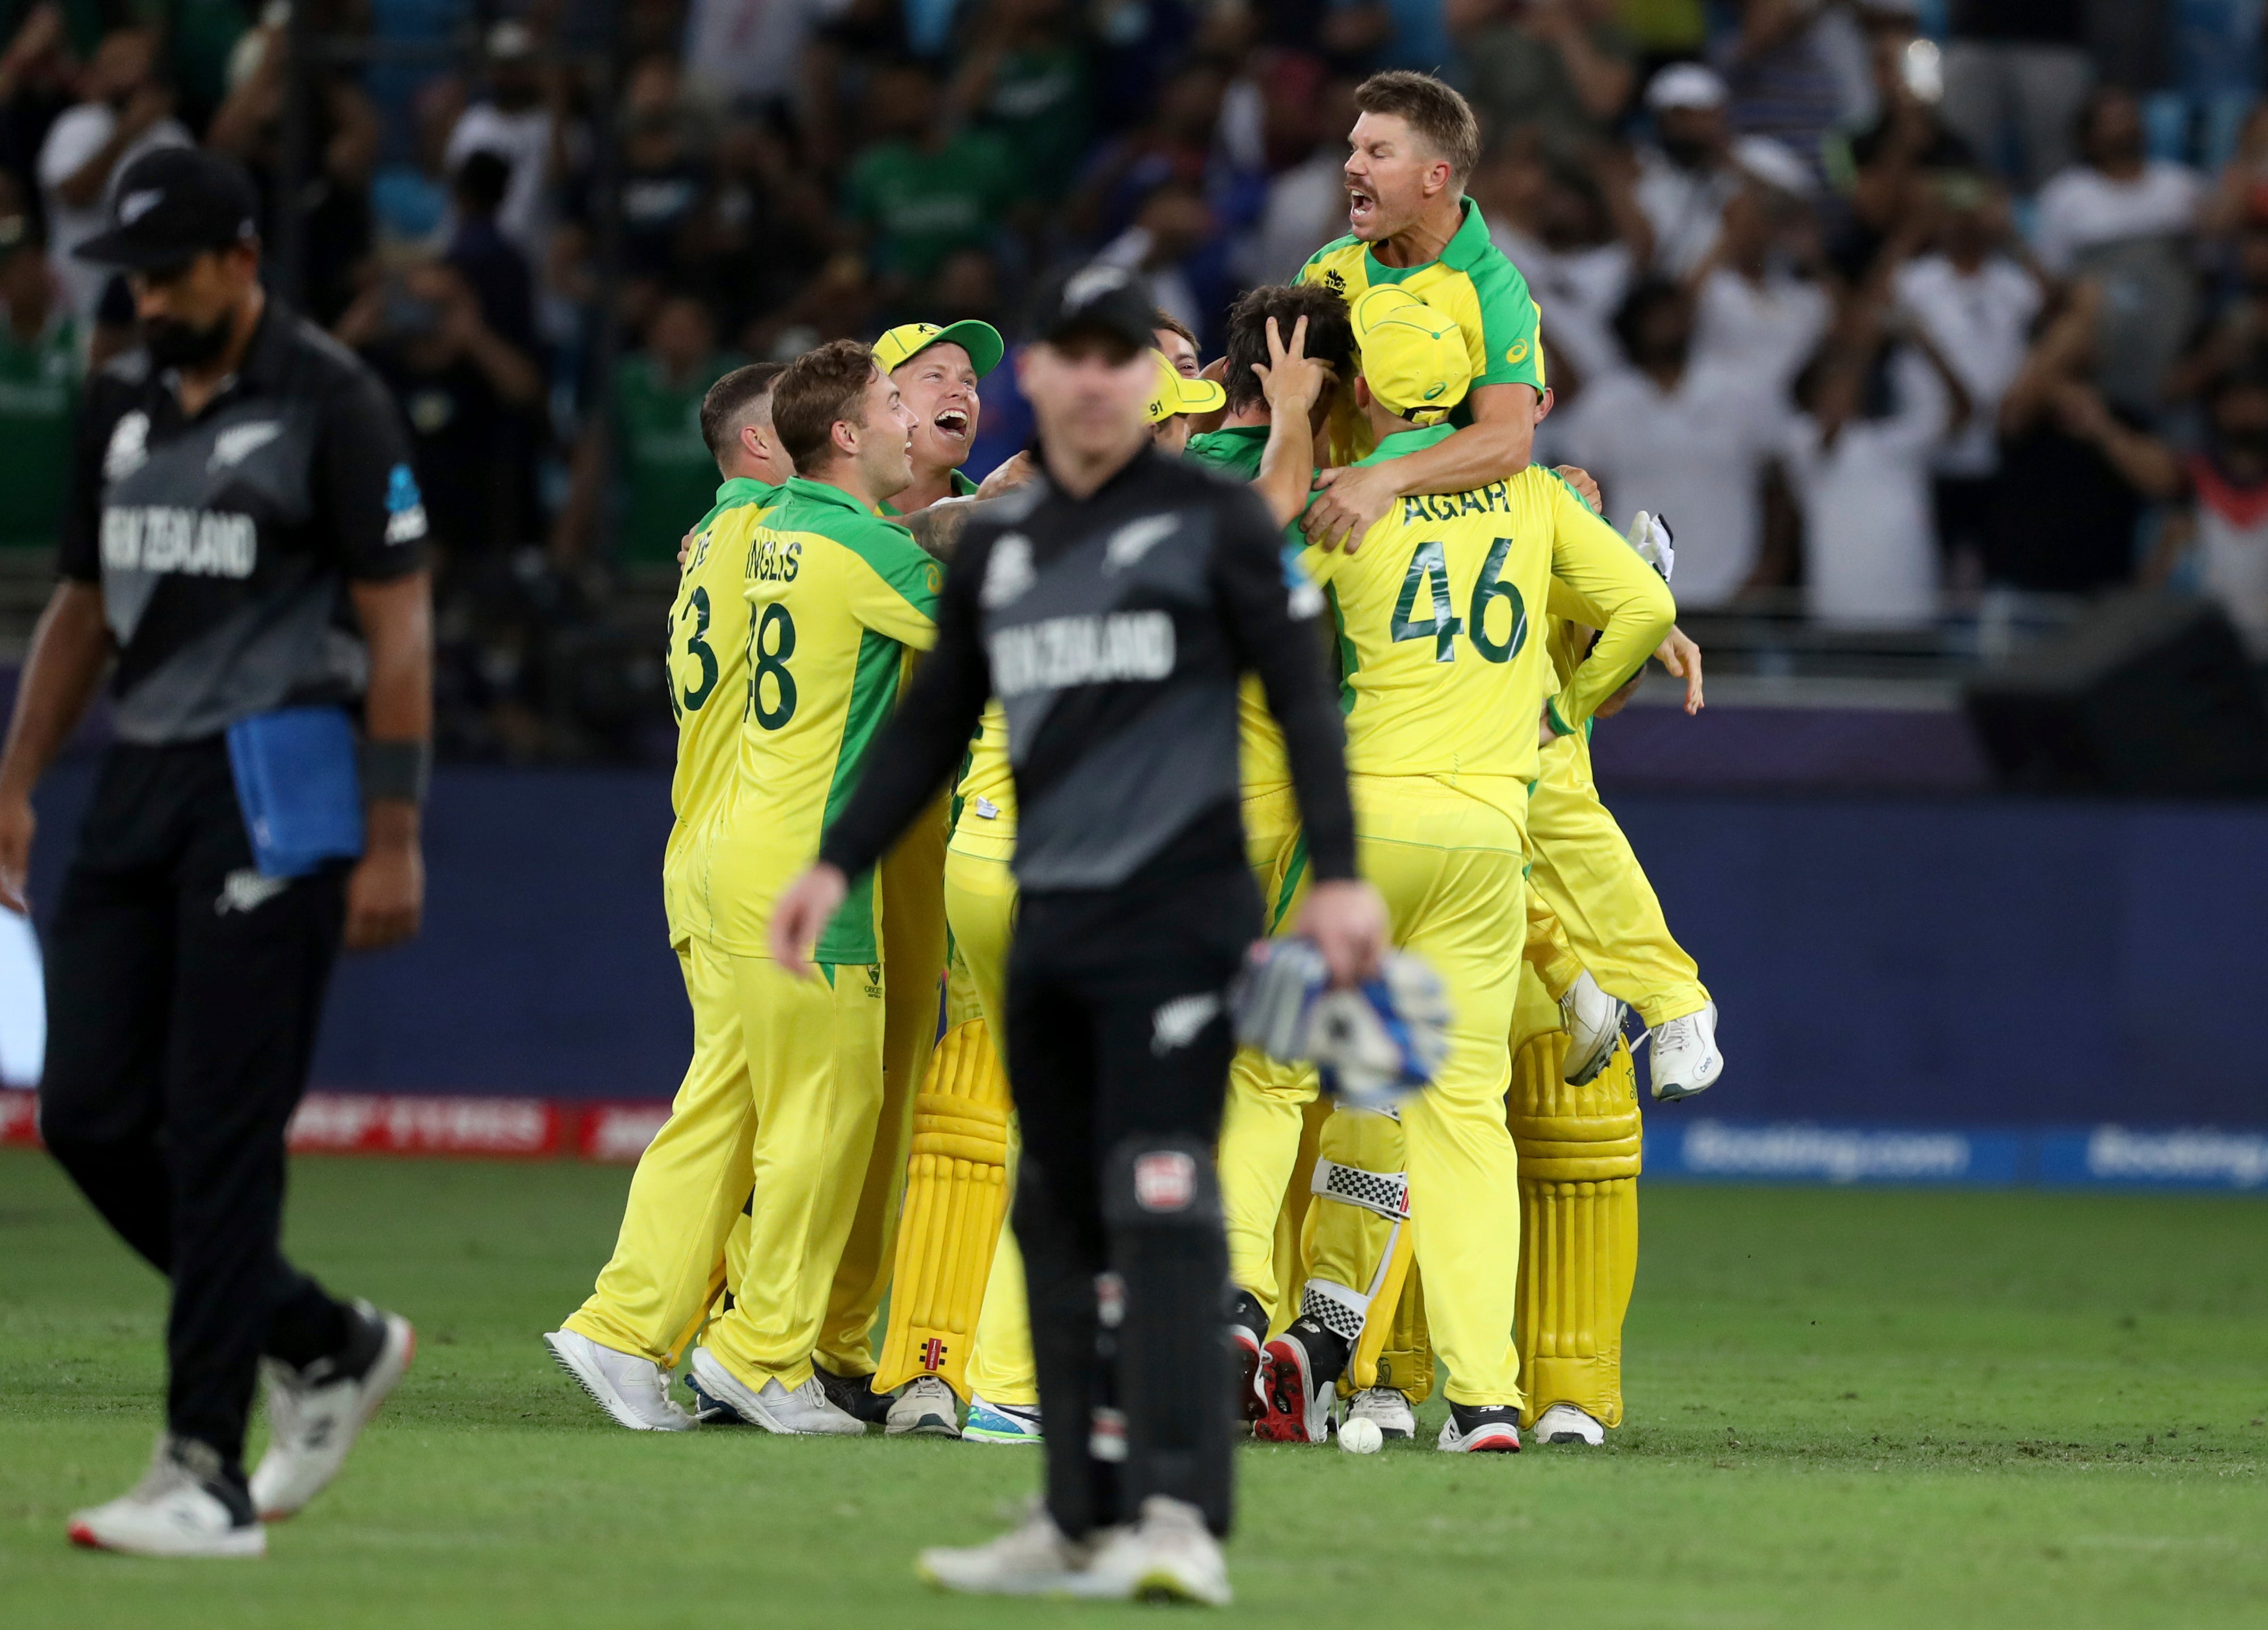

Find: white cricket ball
1338;1417;1384;1455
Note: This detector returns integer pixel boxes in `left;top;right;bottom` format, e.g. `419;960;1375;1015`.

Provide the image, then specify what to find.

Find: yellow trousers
1351;775;1526;1407
816;801;948;1377
1528;731;1708;1029
570;939;885;1395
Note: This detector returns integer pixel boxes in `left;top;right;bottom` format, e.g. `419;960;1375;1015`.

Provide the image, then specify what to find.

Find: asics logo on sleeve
992;611;1176;698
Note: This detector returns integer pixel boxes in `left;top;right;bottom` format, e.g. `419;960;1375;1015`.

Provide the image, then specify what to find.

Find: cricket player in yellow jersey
543;364;791;1429
812;319;1009;1431
1295;71;1546;549
651;338;939;1433
1251;285;1673;1452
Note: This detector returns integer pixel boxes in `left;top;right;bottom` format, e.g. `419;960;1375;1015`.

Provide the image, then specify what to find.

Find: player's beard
145;309;237;370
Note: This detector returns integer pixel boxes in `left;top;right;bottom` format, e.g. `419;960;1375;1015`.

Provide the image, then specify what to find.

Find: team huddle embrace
545;70;1726;1608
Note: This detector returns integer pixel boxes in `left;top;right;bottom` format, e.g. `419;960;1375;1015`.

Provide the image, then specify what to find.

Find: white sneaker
542;1329;693;1433
1559;970;1627;1085
70;1437;265;1559
250;1301;415;1520
886;1374;962;1438
962;1393;1043;1444
1074;1496;1232;1607
1647;1002;1722;1101
917;1500;1099;1596
1344;1386;1417;1441
686;1349;864;1435
1533;1402;1605;1446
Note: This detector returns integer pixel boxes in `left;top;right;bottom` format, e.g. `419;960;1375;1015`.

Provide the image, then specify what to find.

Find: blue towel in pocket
225;706;366;879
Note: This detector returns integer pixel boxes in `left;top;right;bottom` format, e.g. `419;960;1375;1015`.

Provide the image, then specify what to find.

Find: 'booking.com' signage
1650;1121;2268;1191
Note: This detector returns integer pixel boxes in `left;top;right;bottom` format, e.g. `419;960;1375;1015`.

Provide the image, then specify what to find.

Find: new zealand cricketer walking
0;149;430;1558
770;267;1388;1606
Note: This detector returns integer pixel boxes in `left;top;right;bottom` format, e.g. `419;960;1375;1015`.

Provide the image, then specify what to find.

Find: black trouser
40;740;355;1475
1005;864;1258;1541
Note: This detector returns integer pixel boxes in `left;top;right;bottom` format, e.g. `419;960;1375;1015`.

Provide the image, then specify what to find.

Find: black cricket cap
75;147;260;271
1027;264;1156;354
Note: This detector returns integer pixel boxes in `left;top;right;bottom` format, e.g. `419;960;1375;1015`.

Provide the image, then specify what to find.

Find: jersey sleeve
1542;477;1675;736
322;367;427;580
1470;253;1546;394
839;519;942;650
56;376;124;584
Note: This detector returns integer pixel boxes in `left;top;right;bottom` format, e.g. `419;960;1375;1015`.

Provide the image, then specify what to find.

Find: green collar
1355;424;1456;467
879;469;980;517
693;475;778;532
783;475;884;518
1195;424;1269;444
1363;198;1494;285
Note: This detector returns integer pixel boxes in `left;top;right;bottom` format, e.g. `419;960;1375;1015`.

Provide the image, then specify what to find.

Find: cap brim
1174;376;1225;414
930;319;1004;378
71;228;196;270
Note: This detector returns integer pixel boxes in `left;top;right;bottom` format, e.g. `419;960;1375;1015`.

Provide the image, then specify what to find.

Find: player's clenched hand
1302;461;1400;553
770;862;848;977
1656;625;1704;714
976;452;1038;499
344;832;423;950
1297;878;1389;989
1554;463;1602;512
677;524;698;569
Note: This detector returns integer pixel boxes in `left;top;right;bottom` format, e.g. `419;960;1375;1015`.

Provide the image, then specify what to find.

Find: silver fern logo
1149;992;1221;1055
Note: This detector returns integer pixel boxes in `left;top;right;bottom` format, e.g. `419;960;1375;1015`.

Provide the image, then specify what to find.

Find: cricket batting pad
875;1016;1013;1395
1299;1105;1410;1380
1508;1027;1640;1429
1355;1256;1435;1403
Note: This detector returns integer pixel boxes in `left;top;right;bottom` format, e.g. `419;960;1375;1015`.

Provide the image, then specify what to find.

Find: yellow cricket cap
873;319;1005;378
1351;285;1471;426
1145;350;1226;424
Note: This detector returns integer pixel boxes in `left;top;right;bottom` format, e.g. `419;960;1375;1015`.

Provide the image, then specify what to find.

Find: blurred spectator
445;151;537;355
206;10;381;325
685;0;853;117
555;294;740;567
1246;71;1359;283
1895;174;2041;587
1558;276;1791;605
36;25;189;319
1781;294;1968;628
606;54;713;283
340;257;546;565
1689;137;1832;404
694;115;833;336
446;21;570;263
1478;134;1643;389
1321;0;1458;75
1824;2;1979;282
1091;181;1215;341
1632;62;1740;277
1072;58;1229;247
0;3;81;188
950;0;1093;205
2035;87;2203;414
1940;0;2092;192
1456;0;1639;153
845;58;1014;289
1987;281;2154;593
1712;0;1852;166
2143;365;2268;656
2169;212;2268;405
372;75;468;250
0;210;75;551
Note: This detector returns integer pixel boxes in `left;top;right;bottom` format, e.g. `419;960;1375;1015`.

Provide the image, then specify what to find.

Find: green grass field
2;1149;2263;1629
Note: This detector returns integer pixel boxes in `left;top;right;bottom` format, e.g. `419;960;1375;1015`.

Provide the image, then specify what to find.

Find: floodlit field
2;1149;2263;1629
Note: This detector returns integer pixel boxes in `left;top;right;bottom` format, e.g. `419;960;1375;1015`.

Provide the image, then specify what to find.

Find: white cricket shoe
1075;1496;1232;1607
686;1349;864;1435
1648;1003;1722;1101
962;1393;1043;1445
542;1328;692;1433
1533;1402;1605;1446
917;1500;1102;1597
1436;1401;1522;1452
70;1436;264;1559
887;1374;962;1438
251;1300;415;1520
1344;1386;1417;1441
1559;971;1628;1085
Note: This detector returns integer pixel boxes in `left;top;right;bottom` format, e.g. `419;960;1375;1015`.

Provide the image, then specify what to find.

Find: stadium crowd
2;0;2266;756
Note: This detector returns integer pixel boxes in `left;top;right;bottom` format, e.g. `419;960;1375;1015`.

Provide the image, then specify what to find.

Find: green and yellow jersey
1296;199;1546;439
1183;423;1301;796
663;477;778;947
1297;425;1673;809
695;477;942;963
950;699;1018;850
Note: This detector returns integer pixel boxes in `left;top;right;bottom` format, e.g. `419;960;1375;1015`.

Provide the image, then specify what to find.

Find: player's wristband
362;738;432;806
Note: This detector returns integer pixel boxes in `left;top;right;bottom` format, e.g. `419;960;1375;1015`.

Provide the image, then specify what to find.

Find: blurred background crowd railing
1;0;2266;772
